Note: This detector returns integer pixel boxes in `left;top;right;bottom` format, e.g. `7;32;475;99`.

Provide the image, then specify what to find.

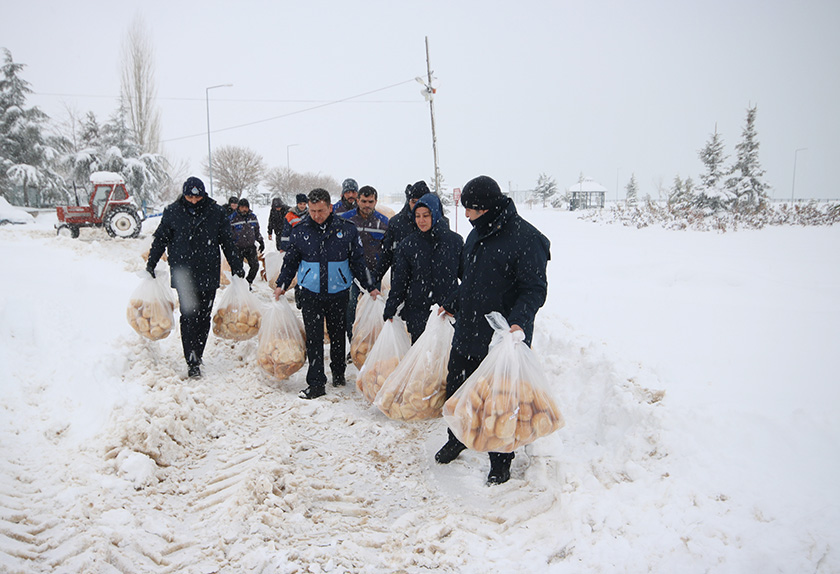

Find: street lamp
206;83;233;198
790;147;807;205
286;143;299;170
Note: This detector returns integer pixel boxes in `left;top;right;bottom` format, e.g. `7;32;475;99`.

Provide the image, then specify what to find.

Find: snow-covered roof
90;171;125;185
567;177;608;193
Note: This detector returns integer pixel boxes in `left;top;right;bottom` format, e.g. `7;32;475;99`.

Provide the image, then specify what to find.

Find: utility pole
424;36;441;195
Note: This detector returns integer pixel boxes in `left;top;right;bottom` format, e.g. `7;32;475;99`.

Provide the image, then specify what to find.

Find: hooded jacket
384;194;463;331
446;196;550;359
267;198;289;238
148;195;243;292
276;212;375;297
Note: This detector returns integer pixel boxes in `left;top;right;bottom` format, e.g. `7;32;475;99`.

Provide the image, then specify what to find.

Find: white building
567;177;607;210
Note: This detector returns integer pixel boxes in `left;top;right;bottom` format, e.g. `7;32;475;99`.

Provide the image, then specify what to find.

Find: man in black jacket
377;181;425;282
267;197;289;250
436;175;550;485
146;177;244;378
274;188;380;399
229;198;265;288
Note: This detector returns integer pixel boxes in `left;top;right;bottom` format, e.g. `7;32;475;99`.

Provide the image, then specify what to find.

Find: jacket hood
271;197;285;209
414;193;443;228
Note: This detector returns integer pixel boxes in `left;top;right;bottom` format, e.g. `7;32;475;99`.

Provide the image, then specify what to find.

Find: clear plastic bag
264;251;285;290
374;305;454;421
257;298;306;380
356;316;411;403
212;276;262;340
350;292;386;369
126;269;176;341
442;312;564;453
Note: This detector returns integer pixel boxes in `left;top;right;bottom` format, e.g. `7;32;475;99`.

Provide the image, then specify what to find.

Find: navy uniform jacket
276;213;375;297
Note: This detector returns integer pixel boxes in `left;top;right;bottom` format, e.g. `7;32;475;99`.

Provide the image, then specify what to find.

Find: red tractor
55;172;145;239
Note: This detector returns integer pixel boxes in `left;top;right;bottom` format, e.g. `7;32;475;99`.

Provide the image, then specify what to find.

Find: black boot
188;364;202;379
487;452;515;485
299;386;326;399
332;374;346;387
435;431;466;464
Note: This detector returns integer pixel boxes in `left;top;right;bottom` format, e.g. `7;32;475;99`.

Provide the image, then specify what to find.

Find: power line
33;92;418;104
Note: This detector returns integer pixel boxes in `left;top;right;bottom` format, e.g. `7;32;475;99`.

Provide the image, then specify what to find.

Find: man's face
343;190;358;205
408;198;419;210
357;194;376;217
238;205;249;215
297;201;307;211
415;206;433;232
186;195;204;205
309;200;331;224
229;201;238;209
464;207;488;221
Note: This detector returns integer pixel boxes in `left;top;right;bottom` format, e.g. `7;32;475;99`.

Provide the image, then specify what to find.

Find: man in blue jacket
274;188;381;399
229;198;265;289
437;175;551;485
146;176;244;379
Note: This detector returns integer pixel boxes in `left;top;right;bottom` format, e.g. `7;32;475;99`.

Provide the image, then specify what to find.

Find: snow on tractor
55;172;145;239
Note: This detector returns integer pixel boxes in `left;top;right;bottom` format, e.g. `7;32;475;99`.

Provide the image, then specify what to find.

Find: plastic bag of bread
126;269;176;341
220;256;231;286
442;312;564;453
374;305;454;421
257;298;306;380
212;276;262;340
356;316;411;403
350;291;386;369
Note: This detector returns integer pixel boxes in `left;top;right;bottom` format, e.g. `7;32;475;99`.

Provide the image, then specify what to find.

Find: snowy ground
1;206;838;573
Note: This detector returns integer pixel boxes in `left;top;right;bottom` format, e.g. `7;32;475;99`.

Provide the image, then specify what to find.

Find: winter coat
267;198;289;238
148;195;243;292
279;207;308;250
332;198;356;216
230;210;264;250
383;195;463;333
276;213;375;297
339;208;389;274
446;197;550;360
377;201;416;281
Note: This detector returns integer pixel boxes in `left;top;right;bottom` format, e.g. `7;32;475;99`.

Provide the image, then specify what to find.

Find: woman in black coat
383;192;463;342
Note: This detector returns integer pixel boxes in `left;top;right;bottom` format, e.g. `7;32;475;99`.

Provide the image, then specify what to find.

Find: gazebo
568;177;607;210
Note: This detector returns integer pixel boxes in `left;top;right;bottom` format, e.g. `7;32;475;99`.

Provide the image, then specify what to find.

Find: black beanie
409;180;430;200
404;184;413;199
238;198;250;208
228;196;239;204
183;176;206;197
461;175;502;210
296;193;308;204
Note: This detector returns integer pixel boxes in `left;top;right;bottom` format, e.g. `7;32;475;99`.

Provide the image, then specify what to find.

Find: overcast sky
3;0;839;202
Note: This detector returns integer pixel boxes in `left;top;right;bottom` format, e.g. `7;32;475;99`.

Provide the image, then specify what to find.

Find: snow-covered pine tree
0;48;59;206
625;173;639;207
726;105;770;212
694;126;734;213
668;175;695;211
533;173;558;208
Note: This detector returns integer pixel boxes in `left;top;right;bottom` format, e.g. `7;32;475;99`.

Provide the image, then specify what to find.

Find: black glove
233;268;245;278
257;239;265;253
146;264;156;279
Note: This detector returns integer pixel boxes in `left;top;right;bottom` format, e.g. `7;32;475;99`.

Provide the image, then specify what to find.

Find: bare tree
120;15;161;153
264;166;339;202
205;145;265;198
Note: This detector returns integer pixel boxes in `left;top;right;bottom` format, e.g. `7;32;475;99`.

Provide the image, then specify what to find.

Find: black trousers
238;245;259;284
299;289;349;390
176;287;216;367
445;350;516;468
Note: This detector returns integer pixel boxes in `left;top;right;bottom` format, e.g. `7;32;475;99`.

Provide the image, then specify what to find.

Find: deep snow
1;205;838;573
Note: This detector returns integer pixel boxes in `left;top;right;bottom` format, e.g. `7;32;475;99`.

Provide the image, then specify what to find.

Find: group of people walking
146;173;550;485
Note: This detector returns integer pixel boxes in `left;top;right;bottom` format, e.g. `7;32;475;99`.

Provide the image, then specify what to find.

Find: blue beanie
183;176;206;197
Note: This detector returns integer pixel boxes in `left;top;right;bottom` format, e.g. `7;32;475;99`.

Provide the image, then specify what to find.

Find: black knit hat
408;180;430;200
296;193;308;204
183;176;206;197
228;196;239;205
461;175;503;210
342;178;359;194
238;198;250;208
404;184;413;199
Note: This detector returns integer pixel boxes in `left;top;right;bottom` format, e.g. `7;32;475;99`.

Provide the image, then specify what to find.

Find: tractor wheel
104;207;141;239
57;224;80;239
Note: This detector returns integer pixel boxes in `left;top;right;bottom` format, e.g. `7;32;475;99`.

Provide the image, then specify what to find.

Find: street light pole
286;143;299;170
206;83;232;198
790;147;807;205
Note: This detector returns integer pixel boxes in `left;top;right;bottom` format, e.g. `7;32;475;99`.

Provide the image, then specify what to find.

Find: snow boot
435;432;466;464
486;452;515;485
332;374;346;387
188;364;202;379
299;386;326;399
